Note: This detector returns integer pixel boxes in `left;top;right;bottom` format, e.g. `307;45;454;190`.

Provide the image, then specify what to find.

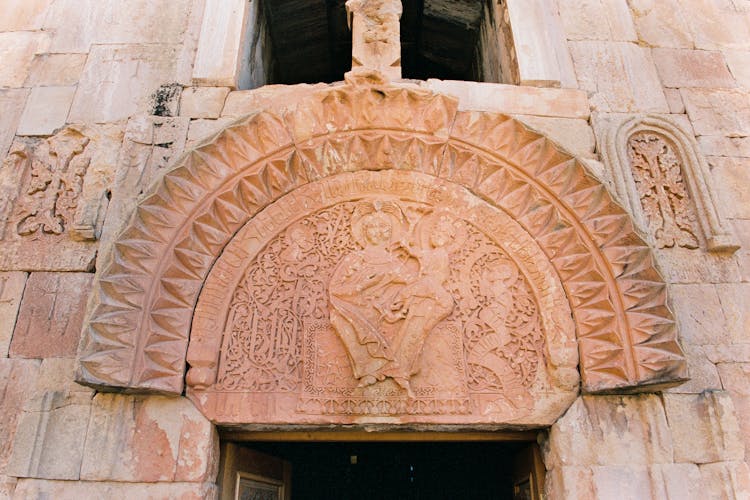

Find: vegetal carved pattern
8;129;90;238
211;199;542;416
76;81;687;398
628;132;699;250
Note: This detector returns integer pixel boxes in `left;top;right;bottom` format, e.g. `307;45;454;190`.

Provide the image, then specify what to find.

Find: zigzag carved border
76;83;687;395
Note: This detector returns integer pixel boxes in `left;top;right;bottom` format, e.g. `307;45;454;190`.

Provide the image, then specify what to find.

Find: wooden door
511;443;545;500
219;442;292;500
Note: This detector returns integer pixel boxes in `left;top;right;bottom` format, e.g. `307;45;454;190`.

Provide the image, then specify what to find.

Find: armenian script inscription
187;171;579;425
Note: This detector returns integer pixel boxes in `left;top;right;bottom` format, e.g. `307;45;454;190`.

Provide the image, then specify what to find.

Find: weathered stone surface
13;479;218;500
669;284;727;345
221;84;331;117
698;135;750;158
681;0;750;51
186;118;235;148
179;87;230;119
663;392;745;464
725;49;750;89
544;466;595;500
6;394;91;480
653;48;737;88
80;394;217;483
681;88;750;137
16;86;76;137
545;395;673;467
0;359;40;475
705;344;750;364
9;273;93;358
0;273;26;358
42;0;193;53
347;0;402;79
424;80;591;118
698;461;750;500
651;463;703;500
666;344;721;394
68;44;181;123
708;157;750;219
0;89;29;160
0;0;53;31
96;115;188;270
569;41;668;113
628;0;693;48
513;116;596;158
663;88;686;114
558;0;637;41
0;32;50;88
591;466;653;500
0;124;123;271
715;284;750;345
192;0;250;87
24;54;87;87
717;363;750;460
653;247;741;284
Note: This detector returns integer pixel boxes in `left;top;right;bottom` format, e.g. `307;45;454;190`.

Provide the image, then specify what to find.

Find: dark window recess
247;0;509;89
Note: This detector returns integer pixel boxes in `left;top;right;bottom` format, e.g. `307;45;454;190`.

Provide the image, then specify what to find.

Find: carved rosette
76;80;687;426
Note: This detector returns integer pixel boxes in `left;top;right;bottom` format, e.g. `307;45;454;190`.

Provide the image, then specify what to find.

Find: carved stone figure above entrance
75;77;688;426
186;171;578;424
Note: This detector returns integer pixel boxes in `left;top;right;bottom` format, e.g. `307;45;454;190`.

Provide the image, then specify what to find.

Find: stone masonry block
0;0;53;31
699;461;750;500
0;273;26;358
544;466;595;500
0;89;29;159
68;44;181;123
717;363;750;460
590;466;654;500
9;273;93;359
0;359;40;475
0;32;50;88
652;48;737;88
663;392;745;463
669;284;727;346
80;394;218;483
13;479;218;500
16;86;77;137
569;41;668;113
545;395;673;467
708;157;750;219
650;463;703;500
180;87;230;119
680;0;750;51
24;54;88;87
681;88;750;137
628;0;693;48
724;49;750;89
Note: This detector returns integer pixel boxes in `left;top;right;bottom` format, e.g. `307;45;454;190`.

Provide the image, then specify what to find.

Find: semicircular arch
75;81;687;400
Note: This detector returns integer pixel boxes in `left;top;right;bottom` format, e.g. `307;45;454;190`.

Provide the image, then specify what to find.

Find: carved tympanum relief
77;80;688;426
0;125;122;271
187;171;573;424
603;115;738;253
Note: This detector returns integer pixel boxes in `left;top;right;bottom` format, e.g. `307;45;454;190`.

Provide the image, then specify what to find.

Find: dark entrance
219;435;544;500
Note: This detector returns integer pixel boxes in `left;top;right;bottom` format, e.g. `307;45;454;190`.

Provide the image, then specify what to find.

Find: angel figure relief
329;203;463;397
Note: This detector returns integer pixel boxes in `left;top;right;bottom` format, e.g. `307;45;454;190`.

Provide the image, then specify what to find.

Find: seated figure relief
329;204;457;397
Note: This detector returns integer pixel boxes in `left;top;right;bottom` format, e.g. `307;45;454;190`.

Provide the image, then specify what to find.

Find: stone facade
0;1;748;499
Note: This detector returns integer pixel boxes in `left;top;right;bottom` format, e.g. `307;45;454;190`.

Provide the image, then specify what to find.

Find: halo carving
76;81;687;407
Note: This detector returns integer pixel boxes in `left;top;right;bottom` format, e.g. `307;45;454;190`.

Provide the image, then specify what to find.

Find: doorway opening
219;433;544;500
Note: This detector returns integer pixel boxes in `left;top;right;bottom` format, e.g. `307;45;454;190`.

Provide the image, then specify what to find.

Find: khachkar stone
0;125;122;271
627;132;700;250
346;0;402;79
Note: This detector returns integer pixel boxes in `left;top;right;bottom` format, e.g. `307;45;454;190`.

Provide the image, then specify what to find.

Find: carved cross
346;0;403;79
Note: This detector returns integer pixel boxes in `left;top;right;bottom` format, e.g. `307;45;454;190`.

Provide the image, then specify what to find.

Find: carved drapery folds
76;80;687;425
603;115;739;253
